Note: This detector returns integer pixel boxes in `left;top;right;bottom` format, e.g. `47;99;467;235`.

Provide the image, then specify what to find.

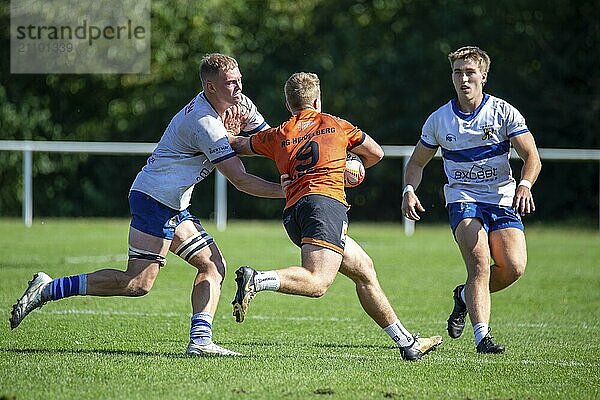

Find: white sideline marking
40;309;356;322
41;309;182;317
432;355;600;368
38;310;600;330
65;254;128;264
245;315;355;322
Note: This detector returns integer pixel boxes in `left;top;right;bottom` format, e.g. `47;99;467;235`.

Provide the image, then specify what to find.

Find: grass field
0;219;599;399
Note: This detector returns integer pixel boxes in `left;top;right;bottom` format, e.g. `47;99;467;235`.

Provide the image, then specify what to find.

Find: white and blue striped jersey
420;93;529;206
130;92;268;210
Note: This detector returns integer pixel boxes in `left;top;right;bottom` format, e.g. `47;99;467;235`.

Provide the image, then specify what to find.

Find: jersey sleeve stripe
507;129;530;138
441;139;510;162
420;138;439;149
212;152;237;164
348;131;366;150
249;136;260;155
243;121;268;135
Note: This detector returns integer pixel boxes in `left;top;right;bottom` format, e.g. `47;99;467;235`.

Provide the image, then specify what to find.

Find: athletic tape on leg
128;245;167;267
174;231;214;261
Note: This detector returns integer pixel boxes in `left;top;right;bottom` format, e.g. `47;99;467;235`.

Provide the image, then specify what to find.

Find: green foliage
0;220;599;399
0;1;598;221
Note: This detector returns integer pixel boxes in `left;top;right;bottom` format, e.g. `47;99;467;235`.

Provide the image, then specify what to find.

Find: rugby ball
345;152;365;188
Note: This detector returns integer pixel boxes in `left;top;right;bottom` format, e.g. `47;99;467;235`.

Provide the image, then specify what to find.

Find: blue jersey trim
420;138;438;149
508;128;530;138
243;121;267;135
451;93;490;121
442;140;510;162
212;152;237;164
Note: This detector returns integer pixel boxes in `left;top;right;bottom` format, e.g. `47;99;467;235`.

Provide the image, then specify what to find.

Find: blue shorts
447;202;523;234
129;190;200;240
282;194;348;255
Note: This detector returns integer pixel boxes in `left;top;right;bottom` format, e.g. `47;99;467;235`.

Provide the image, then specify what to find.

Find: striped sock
383;320;415;347
474;322;489;345
190;312;213;346
44;274;87;301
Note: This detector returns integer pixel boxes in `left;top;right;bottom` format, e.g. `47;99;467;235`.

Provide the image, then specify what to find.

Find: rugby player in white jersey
10;53;285;356
401;46;542;353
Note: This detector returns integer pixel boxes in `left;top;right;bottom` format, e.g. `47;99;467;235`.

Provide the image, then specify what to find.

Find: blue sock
190;312;213;345
44;274;87;300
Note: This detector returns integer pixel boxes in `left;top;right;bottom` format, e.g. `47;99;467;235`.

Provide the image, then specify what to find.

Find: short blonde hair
284;72;320;112
199;53;238;86
448;46;491;75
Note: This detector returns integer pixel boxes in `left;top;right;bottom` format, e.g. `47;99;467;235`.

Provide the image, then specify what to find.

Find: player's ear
205;80;216;94
285;100;292;113
313;96;321;112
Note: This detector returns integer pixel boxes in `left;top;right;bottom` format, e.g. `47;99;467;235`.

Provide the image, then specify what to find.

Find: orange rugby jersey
250;109;365;209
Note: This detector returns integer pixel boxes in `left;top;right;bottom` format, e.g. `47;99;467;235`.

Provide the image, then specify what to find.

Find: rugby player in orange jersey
226;72;442;360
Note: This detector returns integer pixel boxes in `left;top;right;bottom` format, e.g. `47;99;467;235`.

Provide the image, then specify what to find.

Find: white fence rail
1;140;599;233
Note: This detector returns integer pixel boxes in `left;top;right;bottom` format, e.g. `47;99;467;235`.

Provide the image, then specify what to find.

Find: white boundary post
23;148;33;227
215;171;227;231
1;141;599;232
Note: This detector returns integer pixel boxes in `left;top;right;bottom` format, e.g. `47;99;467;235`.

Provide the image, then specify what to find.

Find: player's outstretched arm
401;142;437;221
227;135;255;156
216;156;284;198
511;132;542;216
350;134;384;168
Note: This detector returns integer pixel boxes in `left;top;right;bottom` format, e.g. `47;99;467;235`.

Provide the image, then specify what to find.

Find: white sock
460;286;466;304
383;320;415;347
473;322;489;345
254;270;280;292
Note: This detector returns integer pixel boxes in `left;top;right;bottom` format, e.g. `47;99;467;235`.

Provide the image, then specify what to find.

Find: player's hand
401;191;425;221
513;185;535;216
280;174;291;195
224;104;249;135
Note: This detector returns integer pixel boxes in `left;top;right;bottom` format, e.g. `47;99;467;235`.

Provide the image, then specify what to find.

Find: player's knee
310;284;329;298
126;278;154;297
206;264;226;285
511;261;526;280
353;256;377;284
192;258;226;285
309;276;334;298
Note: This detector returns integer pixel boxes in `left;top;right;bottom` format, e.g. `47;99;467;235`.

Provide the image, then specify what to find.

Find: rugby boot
232;266;257;323
186;341;241;356
476;329;505;354
399;334;443;361
10;272;53;329
447;284;467;338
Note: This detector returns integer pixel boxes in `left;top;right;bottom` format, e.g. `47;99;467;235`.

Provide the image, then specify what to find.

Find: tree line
0;0;598;225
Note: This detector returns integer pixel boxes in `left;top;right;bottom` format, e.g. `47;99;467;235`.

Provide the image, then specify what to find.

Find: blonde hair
284;72;320;113
448;46;491;75
199;53;238;86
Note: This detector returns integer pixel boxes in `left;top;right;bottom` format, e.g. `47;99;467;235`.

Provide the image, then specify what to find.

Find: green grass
1;219;599;399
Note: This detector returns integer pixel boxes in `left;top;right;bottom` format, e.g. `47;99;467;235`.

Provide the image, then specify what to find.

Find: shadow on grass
2;341;395;358
3;347;191;358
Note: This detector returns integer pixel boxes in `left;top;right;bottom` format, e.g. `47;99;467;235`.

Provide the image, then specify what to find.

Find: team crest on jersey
481;126;494;140
445;134;456;142
299;121;315;131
